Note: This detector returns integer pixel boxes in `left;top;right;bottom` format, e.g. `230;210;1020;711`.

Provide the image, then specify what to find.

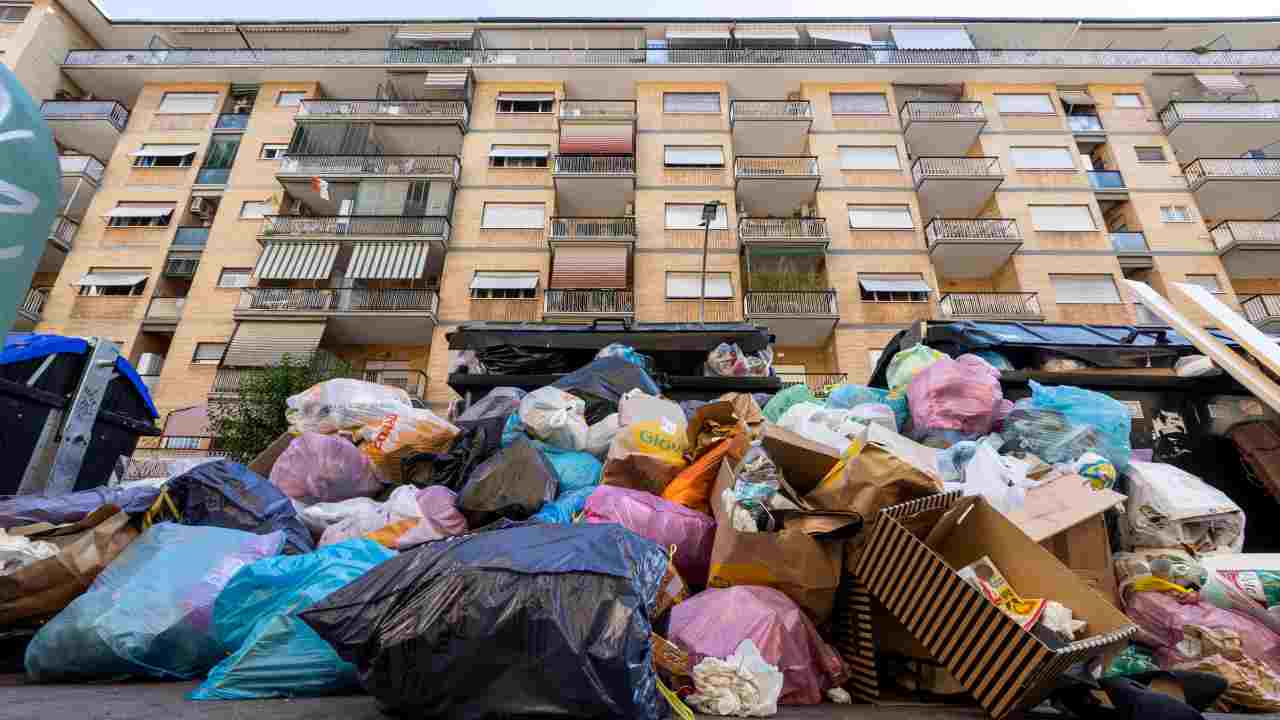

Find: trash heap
0;340;1274;718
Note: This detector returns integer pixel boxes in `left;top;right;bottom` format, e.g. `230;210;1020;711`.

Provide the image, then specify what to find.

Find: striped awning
497;92;554;102
859;274;931;293
490;145;550;158
103;205;174;219
254;242;339;280
471;271;539;290
346;242;430;280
424;72;468;87
1196;73;1249;95
666;23;731;40
129;145;199;158
74;271;148;287
222;321;327;368
734;23;799;41
551;245;628;289
396;25;474;42
1057;89;1096;106
805;24;871;45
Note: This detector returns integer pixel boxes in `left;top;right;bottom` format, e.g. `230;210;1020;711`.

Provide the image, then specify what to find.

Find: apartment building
8;4;1280;432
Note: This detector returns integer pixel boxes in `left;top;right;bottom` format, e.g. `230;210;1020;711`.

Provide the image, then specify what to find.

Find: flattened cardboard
760;424;842;496
248;431;295;477
1005;473;1126;543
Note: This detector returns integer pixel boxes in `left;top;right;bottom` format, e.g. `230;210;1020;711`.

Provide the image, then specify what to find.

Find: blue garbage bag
1003;381;1133;471
25;523;284;681
595;343;656;373
189;539;396;700
552;356;661;424
0;484;160;529
826;384;910;431
164;459;314;554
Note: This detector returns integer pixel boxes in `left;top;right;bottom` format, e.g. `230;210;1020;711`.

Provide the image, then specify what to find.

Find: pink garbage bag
582;485;715;586
395;487;469;549
269;432;382;505
669;587;848;705
1127;590;1280;672
908;354;1003;438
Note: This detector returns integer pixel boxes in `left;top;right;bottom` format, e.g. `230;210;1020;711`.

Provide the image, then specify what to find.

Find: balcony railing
900;100;985;124
49;215;78;248
195;167;230;185
739;217;830;241
1211;220;1280;249
214;113;249;130
1160;101;1280;131
744;290;838;316
548;217;636;240
559;100;637;120
211;367;248;394
552;154;635;175
279;154;460;179
173;226;211;247
59;154;105;182
730;100;814;122
362;368;429;401
144;296;186;322
735;156;819;177
1109;232;1150;253
41;100;130;131
924;218;1021;246
938;292;1044;320
262;215;451;238
1068;115;1104;132
20;288;46;318
911;156;1002;183
299;99;469;124
778;373;848;395
1185;158;1280;188
239;287;439;314
1242;294;1280;326
1088;170;1127;190
544;289;635;315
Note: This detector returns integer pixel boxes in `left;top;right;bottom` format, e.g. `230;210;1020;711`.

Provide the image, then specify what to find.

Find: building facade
8;4;1280;435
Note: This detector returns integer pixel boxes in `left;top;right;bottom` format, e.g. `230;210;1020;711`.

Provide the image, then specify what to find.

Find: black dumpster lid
1;334;158;418
446;321;776;353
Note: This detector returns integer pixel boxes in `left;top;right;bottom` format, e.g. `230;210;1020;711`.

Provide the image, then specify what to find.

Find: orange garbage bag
662;432;748;515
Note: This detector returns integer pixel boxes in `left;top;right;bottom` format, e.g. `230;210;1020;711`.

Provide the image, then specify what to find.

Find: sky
95;0;1280;21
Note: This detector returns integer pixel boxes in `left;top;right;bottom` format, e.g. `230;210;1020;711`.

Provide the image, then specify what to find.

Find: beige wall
2;1;95;107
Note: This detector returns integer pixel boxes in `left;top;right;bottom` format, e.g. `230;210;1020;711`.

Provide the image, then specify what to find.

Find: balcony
1184;158;1280;219
163;252;201;278
14;288;46;330
551;155;636;216
195;167;230;185
1242;294;1280;333
234;287;439;344
361;368;429;404
937;292;1045;321
734;156;820;217
58;155;104;221
1160;102;1280;159
278;154;459;199
730;100;813;154
547;217;636;245
173;226;211;248
1211;220;1280;278
142;296;185;331
900;101;986;157
213;113;249;132
543;289;635;320
778;373;848;396
925;218;1022;278
48;215;78;252
300;99;469;127
738;217;830;250
559;99;636;123
1110;231;1153;270
911;157;1003;218
41;100;129;161
1088;170;1128;199
743;290;838;346
261;215;451;245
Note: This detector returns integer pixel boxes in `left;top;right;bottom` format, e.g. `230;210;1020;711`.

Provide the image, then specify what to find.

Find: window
1185;275;1224;293
858;273;931;303
496;93;554;114
995;94;1055;115
488;145;549;168
239;201;273;219
1050;274;1122;304
664;146;725;168
217;268;252;288
662;92;721;114
1135;146;1167;163
276;91;307;107
1160;205;1193;223
130;144;198;168
830;93;889;115
1010;147;1076;170
1113;93;1144;108
1029;205;1096;232
260;143;288;160
666;272;732;299
105;202;175;228
839;146;900;170
75;269;148;297
470;271;539;299
0;4;31;22
665;203;728;229
481;203;546;229
161;436;201;450
848;205;913;230
157;92;219;114
192;343;226;364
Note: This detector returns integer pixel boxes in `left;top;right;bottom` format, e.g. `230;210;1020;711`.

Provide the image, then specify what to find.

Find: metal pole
700;218;710;324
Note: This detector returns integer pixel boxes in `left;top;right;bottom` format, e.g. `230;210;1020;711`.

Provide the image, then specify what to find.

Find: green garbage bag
886;344;946;389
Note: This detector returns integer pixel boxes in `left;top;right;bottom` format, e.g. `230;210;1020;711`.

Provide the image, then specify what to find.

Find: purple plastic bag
0;485;161;529
1127;590;1280;672
396;487;468;549
908;354;1003;438
582;485;714;586
269;433;382;505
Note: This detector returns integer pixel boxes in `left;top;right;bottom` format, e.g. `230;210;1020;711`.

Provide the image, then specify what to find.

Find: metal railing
739;217;830;240
1068;115;1104;132
778;373;848;395
362;368;428;400
924;218;1021;245
20;287;46;317
744;289;838;316
299;99;469;124
164;255;201;277
279;154;460;178
173;226;211;247
1088;170;1127;190
59;154;105;182
730;100;814;123
211;367;248;394
552;154;635;175
1109;232;1150;253
1210;220;1280;249
1242;294;1280;326
900;100;985;124
1160;101;1280;131
214;113;249;130
911;156;1002;183
1185;157;1280;188
544;289;636;315
240;287;334;311
262;215;451;238
41;99;130;131
558;99;637;120
195;167;230;185
735;155;819;177
548;217;636;239
938;292;1044;319
144;296;185;322
239;287;438;313
49;215;78;247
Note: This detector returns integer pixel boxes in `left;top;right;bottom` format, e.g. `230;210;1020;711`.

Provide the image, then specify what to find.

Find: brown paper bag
806;424;941;517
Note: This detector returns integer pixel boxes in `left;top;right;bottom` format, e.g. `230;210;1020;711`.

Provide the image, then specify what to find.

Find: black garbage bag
299;523;667;720
476;345;574;375
553;356;661;424
456;439;557;527
161;459;313;554
404;388;526;491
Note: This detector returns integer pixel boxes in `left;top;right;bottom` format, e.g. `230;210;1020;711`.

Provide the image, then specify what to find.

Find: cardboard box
853;493;1136;719
759;424;842;495
248;432;294;477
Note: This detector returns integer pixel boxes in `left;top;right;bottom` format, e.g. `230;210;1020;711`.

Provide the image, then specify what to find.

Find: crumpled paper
687;639;784;717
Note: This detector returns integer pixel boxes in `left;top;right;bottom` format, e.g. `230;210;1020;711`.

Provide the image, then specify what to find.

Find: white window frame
858;273;932;303
1010;146;1076;171
664;146;726;168
1160;205;1194;223
1029;205;1097;232
157;92;219;114
662;92;721;114
839;145;901;171
480;203;546;230
238;200;273;220
994;93;1056;115
664;203;728;229
1049;274;1123;304
666;271;733;299
487;145;550;169
1134;146;1167;163
1113;93;1144;108
192;342;227;364
131;144;197;168
830;92;889;115
469;271;540;300
260;143;288;160
276;91;307;107
1184;274;1224;294
496;94;554;114
217;268;252;288
848;205;913;230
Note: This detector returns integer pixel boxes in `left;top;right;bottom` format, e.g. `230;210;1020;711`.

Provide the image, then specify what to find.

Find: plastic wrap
668;587;848;706
423;390;522;492
848;403;897;433
356;406;460;483
825;384;909;431
518;386;589;451
583;485;716;586
1126;461;1244;553
190;539;396;700
476;344;574;375
458;439;557;526
0;485;161;530
886;344;946;389
286;379;412;435
315;486;423;546
907;354;1003;439
777;403;864;453
761;384;816;424
553;356;662;424
974;349;1015;372
704;342;774;378
269;432;382;505
164;460;313;554
299;523;668;720
25;524;284;681
1126;590;1280;672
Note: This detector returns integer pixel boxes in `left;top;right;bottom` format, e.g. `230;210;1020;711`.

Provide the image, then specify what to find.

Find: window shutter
830;93;889;114
664;146;725;166
848;205;913;229
482;203;545;229
839;146;900;170
667;272;731;298
995;94;1055;114
1030;205;1095;232
1010;147;1075;170
157;93;219;114
1135;146;1166;163
193;343;226;363
663;93;721;113
1050;275;1122;303
1113;93;1144;108
665;204;727;229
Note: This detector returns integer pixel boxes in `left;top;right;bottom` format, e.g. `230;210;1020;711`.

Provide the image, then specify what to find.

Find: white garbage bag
777;402;865;453
687;639;785;717
1126;461;1244;553
586;413;622;458
518;387;589;451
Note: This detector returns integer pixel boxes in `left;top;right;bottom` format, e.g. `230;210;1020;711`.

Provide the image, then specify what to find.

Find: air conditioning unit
189;197;210;216
624;203;635;216
137;353;165;376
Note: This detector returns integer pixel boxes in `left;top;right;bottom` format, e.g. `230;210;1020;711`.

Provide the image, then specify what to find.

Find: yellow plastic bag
602;420;689;495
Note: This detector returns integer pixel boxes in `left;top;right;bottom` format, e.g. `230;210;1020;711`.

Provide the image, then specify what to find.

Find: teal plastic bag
1028;380;1133;471
762;384;816;424
886;344;946;389
530;444;602;525
190;539;395;700
825;384;909;431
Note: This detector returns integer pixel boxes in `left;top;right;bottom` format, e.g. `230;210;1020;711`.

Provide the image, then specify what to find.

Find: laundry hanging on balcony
254;242;340;281
346;242;430;280
222;321;327;368
550;246;628;289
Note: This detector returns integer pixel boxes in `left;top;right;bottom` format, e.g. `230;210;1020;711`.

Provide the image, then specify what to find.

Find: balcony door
355;180;410;215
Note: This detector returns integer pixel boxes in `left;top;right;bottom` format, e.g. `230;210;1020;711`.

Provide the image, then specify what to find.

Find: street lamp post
699;201;721;325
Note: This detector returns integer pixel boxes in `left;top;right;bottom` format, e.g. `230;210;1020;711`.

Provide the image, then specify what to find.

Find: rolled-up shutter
665;23;731;40
222;321;327;367
1195;74;1248;95
254;242;339;280
559;125;634;155
551;245;628;289
347;241;429;280
734;24;799;41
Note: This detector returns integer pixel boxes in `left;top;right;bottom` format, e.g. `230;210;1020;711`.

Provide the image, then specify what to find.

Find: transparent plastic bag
731;443;784;527
269;432;382;505
596;343;655;372
886;344;946;389
286;379;412;435
1024;380;1132;470
826;384;909;430
395;487;468;549
848;403;897;433
761;384;816;424
586;413;622;458
907;354;1004;439
519;387;590;451
777;403;864;454
705;343;773;378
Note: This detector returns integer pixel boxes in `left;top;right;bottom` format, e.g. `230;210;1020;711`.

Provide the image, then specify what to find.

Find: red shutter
550;246;628;288
558;133;634;155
